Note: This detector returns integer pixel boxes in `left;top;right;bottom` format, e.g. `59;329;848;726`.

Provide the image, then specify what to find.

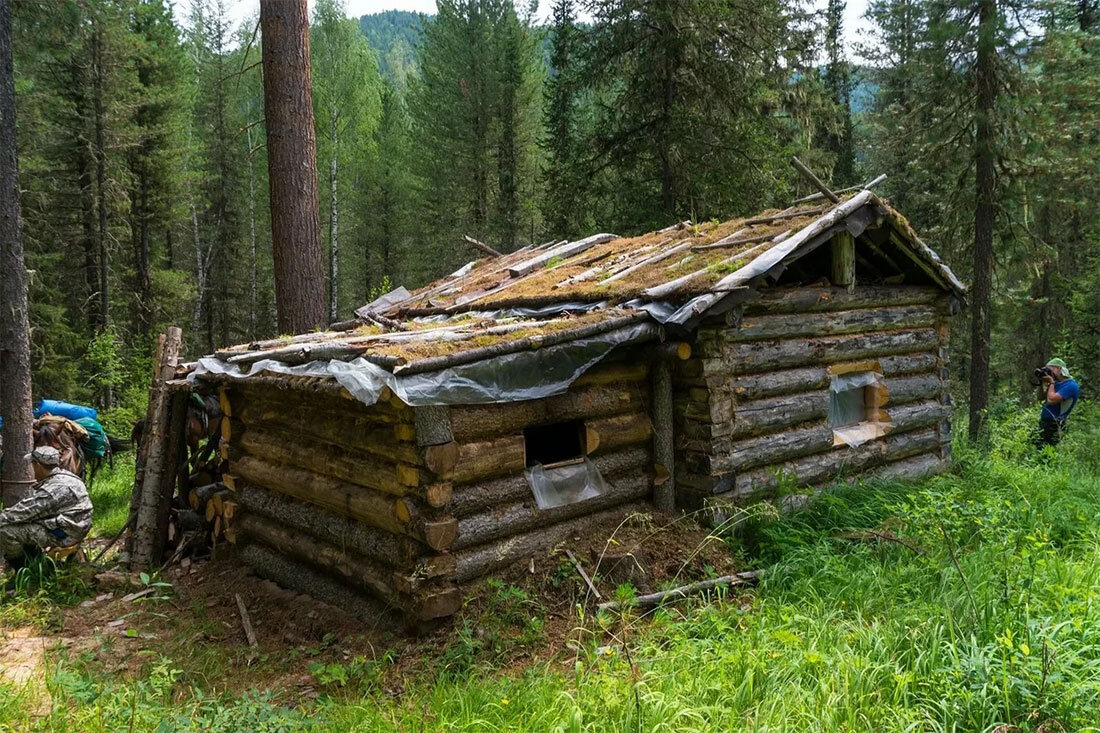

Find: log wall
673;285;956;514
221;359;655;623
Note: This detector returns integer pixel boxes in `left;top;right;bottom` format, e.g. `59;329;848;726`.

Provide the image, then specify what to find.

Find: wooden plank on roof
507;233;617;278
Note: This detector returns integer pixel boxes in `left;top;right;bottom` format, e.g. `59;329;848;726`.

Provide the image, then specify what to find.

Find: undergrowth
1;407;1098;731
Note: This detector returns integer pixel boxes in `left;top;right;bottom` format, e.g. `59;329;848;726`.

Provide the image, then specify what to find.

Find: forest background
8;0;1099;434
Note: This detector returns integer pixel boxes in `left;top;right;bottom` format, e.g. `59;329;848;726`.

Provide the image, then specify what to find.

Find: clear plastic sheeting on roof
525;458;609;510
189;321;658;408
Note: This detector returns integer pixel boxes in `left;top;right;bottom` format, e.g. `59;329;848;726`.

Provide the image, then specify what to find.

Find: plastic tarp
828;371;892;447
525;457;609;510
189;321;657;408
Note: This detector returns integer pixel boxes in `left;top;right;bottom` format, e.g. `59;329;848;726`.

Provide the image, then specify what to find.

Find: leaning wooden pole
130;326;183;570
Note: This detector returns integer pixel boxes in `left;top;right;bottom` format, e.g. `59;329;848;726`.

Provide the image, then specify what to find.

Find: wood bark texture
0;0;34;503
260;0;326;334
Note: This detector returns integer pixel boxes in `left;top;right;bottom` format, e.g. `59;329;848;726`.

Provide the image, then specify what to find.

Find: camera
1034;365;1054;381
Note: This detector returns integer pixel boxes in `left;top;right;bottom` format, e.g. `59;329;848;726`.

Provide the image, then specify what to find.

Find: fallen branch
90;518;131;566
837;529;923;554
235;592;258;648
565;549;602;601
790;157;839;203
597;570;760;612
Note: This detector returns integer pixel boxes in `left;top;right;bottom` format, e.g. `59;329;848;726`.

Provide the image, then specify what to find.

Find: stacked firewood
180;482;237;545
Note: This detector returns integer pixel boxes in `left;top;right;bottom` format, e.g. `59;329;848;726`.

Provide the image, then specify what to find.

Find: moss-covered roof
207;194;964;375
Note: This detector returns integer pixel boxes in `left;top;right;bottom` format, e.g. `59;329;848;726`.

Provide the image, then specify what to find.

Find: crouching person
0;446;92;572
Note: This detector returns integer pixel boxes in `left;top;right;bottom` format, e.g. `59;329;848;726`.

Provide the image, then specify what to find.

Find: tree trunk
247;125;258;340
969;0;996;444
259;0;326;334
91;24;109;329
328;110;339;323
0;0;34;505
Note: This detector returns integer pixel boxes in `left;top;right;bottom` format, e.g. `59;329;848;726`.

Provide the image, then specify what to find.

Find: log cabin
174;186;965;625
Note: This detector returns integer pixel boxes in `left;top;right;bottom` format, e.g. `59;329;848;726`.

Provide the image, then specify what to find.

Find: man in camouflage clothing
0;446;93;570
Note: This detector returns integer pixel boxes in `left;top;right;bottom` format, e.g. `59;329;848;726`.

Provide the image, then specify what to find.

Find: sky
188;0;874;50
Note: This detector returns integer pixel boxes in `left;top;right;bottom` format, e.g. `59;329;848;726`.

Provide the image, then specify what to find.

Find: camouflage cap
24;445;61;467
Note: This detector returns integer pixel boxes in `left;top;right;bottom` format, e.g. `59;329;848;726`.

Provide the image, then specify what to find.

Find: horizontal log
233;455;456;550
730;353;939;400
240;512;406;608
450;381;646;442
692;400;949;475
869;452;950;481
726;329;941;373
235;423;419;497
449;447;649;518
452;502;650;582
744;286;945;315
720;427;941;500
229;382;413;423
586;412;653;455
452;434;526;485
238;483;442;571
238;402;420;465
453;470;651;550
718;305;937;342
724;373;942;441
597;571;761;612
238;543;396;622
571;362;649;387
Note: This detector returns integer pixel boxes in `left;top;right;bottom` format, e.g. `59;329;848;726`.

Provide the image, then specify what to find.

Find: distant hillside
358;10;425;84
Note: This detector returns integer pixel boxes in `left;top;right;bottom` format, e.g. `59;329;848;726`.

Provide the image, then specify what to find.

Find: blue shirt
1041;378;1080;422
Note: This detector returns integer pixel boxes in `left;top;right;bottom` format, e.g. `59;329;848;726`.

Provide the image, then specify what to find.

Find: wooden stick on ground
597;570;761;612
565;549;602;601
235;592;258;648
790;157;839;203
90;519;131;566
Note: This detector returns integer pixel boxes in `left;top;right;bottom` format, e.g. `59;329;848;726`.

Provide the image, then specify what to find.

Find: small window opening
828;371;891;447
524;420;586;468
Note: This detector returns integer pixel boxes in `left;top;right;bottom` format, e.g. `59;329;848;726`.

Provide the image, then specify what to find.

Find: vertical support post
652;359;676;513
831;231;855;290
130;326;183;570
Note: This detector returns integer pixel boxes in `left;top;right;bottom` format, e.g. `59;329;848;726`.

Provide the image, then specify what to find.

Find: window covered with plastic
828;371;892;447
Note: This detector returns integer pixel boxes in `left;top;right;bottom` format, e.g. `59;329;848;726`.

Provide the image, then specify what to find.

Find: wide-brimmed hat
1046;358;1072;379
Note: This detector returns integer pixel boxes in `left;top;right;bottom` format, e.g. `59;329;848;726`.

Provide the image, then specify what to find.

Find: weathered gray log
870;452;950;481
414;405;453;446
792;174;886;204
743;285;943;315
599;240;694;285
652;360;675;512
237;482;424;569
449;446;648;517
726;328;940;373
693;400;949;474
240;512;422;612
723;427;941;499
507;233;616;277
790;156;839;203
727;373;942;440
690;230;789;253
714;304;938;344
744;207;826;226
225;341;405;369
453;470;651;550
597;571;761;612
131;327;183;570
451;502;650;582
730;353;939;400
392;314;652;377
450;380;646;442
239;543;397;621
232;454;457;550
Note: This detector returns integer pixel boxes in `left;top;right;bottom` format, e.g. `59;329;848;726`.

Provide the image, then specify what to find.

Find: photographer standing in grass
1037;358;1080;447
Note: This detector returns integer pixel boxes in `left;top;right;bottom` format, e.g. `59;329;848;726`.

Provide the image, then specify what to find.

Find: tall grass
4;406;1099;731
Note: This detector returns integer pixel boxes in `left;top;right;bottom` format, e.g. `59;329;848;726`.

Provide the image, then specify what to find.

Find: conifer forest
0;0;1094;426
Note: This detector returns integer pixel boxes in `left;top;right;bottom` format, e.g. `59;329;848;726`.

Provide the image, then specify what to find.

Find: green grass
3;406;1100;730
86;459;134;538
